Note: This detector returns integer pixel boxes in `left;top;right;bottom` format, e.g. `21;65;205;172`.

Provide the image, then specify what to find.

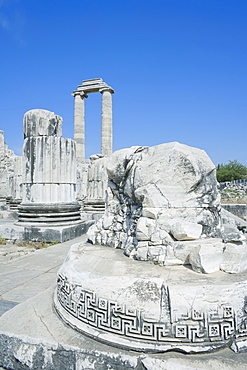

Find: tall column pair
73;87;113;160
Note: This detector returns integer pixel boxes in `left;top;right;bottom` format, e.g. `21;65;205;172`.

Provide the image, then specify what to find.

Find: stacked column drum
18;109;81;225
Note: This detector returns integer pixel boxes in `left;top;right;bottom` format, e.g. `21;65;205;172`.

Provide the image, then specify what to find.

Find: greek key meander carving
56;274;247;344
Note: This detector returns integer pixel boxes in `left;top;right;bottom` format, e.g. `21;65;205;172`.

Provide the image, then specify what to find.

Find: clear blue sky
0;0;246;165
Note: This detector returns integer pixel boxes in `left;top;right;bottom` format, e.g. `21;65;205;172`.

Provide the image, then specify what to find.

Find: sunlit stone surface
55;142;247;353
15;109;86;241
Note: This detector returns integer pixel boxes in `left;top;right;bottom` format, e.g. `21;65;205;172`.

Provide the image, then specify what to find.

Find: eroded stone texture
0;130;22;208
101;88;113;155
54;141;247;354
21;136;77;204
83;154;108;213
72;78;114;159
75;158;90;203
87;142;228;270
54;242;247;353
18;109;81;225
23;108;62;138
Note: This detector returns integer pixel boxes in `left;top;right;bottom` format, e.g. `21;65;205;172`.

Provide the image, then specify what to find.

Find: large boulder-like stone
87;142;236;272
122;142;219;210
221;207;247;232
222;224;245;243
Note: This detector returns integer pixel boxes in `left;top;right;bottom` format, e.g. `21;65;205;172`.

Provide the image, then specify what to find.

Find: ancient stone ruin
13;109;85;241
0;79;113;239
0;130;22;212
72;78;114;159
87;143;222;269
86;142;247;274
19;109;80;221
54;140;247;354
1;78;247;360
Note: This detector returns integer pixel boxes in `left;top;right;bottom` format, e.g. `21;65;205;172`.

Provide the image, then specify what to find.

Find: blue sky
0;0;246;165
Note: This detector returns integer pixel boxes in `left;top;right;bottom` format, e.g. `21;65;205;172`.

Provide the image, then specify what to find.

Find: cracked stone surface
54;241;247;354
87;142;247;274
2;287;247;369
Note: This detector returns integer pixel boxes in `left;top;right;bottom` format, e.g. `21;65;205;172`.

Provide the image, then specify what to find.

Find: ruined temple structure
72;78;114;215
16;109;88;241
0;78;113;224
0;131;22;212
55;141;247;354
72;78;114;159
2;79;247;366
82;154;108;215
18;109;80;223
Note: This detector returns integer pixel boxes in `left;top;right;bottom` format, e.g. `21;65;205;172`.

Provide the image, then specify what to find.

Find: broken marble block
23;108;62;138
136;217;155;241
222;224;245;243
87;141;247;274
169;221;202;241
220;242;247;274
188;240;224;273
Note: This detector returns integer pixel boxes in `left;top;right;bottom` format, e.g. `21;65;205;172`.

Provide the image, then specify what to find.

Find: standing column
100;88;114;156
19;109;81;224
72;91;87;160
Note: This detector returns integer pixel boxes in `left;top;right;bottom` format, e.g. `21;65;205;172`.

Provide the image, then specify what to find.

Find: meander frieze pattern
56;274;247;345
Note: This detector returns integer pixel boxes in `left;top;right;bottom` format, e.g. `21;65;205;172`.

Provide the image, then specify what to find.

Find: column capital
71;91;88;99
99;87;115;94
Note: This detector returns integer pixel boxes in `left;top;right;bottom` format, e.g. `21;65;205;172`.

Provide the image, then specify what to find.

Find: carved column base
17;202;81;226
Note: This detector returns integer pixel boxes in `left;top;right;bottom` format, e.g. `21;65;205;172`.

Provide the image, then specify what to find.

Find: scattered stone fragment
220;242;247;273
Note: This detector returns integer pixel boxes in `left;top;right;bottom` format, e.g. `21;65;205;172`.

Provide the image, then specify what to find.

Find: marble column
19;109;81;225
100;88;113;156
0;131;7;202
0;131;5;158
72;91;87;160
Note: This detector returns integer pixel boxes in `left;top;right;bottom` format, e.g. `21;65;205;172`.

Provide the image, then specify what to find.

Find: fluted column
72;91;87;160
18;109;81;225
100;88;113;156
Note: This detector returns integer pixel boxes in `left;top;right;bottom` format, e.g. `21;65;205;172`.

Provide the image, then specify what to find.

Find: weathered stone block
88;142;225;270
23;109;62;137
189;241;223;273
220;242;247;273
136;217;155;241
170;221;202;241
54;242;247;353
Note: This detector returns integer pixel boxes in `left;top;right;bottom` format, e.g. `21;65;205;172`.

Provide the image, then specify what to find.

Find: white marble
23;108;62;137
86;154;108;201
18;109;81;226
169;221;202;241
72;78;114;159
87;142;247;274
101;89;113;155
220;242;247;273
54;241;247;353
0;130;22;205
22;136;76;203
72;92;87;160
